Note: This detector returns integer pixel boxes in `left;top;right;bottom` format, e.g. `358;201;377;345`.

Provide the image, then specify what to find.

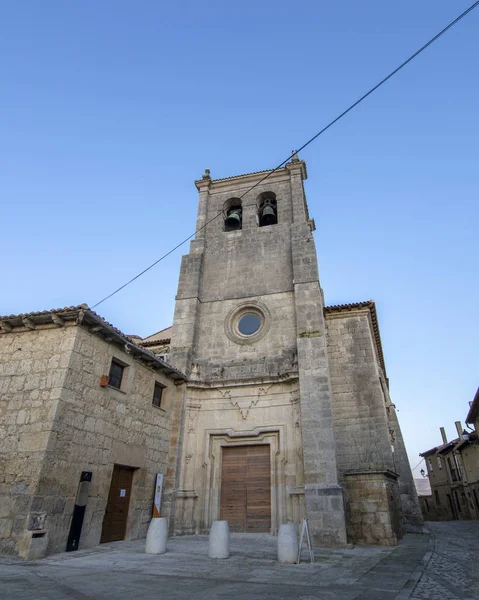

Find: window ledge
152;404;166;413
107;385;127;395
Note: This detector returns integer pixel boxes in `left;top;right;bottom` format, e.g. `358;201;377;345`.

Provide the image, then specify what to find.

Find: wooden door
100;465;134;543
220;445;271;532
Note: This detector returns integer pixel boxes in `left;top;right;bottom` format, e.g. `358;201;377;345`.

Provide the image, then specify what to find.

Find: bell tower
170;156;347;546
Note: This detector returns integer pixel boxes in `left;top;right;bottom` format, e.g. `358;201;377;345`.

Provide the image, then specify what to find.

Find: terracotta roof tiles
0;305;185;380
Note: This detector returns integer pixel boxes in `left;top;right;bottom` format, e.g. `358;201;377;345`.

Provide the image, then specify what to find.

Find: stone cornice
285;158;307;180
186;372;299;389
344;469;399;480
196;164;298;193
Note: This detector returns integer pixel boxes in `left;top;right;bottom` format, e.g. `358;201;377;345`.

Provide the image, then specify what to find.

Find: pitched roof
140;326;172;345
420;438;459;457
195;158;307;188
208;167;273;183
0;305;185;381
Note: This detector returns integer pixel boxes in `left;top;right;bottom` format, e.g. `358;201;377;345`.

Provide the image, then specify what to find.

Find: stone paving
0;522;478;599
411;521;479;600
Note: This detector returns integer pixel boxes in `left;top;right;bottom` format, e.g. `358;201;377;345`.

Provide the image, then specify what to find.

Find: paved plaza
1;521;478;599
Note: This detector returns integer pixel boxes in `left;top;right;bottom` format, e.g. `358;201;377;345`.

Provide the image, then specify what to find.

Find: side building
0;305;185;559
419;389;479;521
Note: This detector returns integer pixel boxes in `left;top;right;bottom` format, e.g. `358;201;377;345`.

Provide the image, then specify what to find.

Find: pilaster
292;214;347;546
286;157;309;224
194;169;211;246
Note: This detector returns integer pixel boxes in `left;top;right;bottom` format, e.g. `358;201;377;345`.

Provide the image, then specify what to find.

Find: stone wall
460;442;479;519
344;471;401;546
326;308;422;542
193;292;297;380
171;170;298;377
0;325;73;556
0;323;184;558
382;380;423;528
326;311;394;475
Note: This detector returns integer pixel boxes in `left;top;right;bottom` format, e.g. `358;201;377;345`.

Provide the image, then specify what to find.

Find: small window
108;359;124;390
447;456;458;482
152;382;165;407
437;456;442;469
427;458;433;472
434;490;440;505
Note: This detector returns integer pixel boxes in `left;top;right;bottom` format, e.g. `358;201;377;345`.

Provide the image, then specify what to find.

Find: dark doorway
220;445;271;532
100;465;134;543
447;493;458;520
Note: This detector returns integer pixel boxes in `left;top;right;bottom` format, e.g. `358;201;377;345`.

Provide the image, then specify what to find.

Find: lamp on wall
420;468;427;478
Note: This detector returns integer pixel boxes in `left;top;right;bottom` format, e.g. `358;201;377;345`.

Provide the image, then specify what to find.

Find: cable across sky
91;1;479;309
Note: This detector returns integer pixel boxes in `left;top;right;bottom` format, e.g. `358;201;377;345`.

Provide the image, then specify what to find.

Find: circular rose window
225;301;271;345
238;313;261;336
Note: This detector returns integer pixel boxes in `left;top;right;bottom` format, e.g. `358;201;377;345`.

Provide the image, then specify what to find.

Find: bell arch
223;198;242;231
257;191;278;227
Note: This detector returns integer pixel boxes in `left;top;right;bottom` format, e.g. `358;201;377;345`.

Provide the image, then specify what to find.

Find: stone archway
202;427;286;534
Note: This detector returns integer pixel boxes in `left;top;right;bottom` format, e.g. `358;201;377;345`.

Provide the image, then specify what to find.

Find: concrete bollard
277;523;298;563
145;517;168;554
208;520;230;559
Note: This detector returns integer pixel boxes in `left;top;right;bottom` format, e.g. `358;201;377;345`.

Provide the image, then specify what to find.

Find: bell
225;208;242;230
260;202;276;226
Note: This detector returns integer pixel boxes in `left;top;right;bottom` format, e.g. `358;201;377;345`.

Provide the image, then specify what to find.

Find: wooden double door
220;445;271;532
100;465;134;543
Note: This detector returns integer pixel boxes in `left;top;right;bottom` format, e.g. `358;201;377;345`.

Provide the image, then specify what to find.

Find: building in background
165;157;422;546
419;389;479;521
0;306;185;559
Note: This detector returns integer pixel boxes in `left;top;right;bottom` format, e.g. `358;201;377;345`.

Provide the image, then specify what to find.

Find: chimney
455;421;464;441
440;427;448;444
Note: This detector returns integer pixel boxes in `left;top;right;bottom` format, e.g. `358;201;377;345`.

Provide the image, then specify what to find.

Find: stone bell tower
169;156;347;546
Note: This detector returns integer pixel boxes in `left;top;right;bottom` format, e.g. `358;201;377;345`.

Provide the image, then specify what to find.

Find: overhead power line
92;1;479;309
411;457;425;472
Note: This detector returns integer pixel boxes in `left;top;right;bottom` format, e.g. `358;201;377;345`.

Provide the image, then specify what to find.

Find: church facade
164;156;422;546
0;157;422;558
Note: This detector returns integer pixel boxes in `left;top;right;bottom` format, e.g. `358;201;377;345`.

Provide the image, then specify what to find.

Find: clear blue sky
1;1;478;471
